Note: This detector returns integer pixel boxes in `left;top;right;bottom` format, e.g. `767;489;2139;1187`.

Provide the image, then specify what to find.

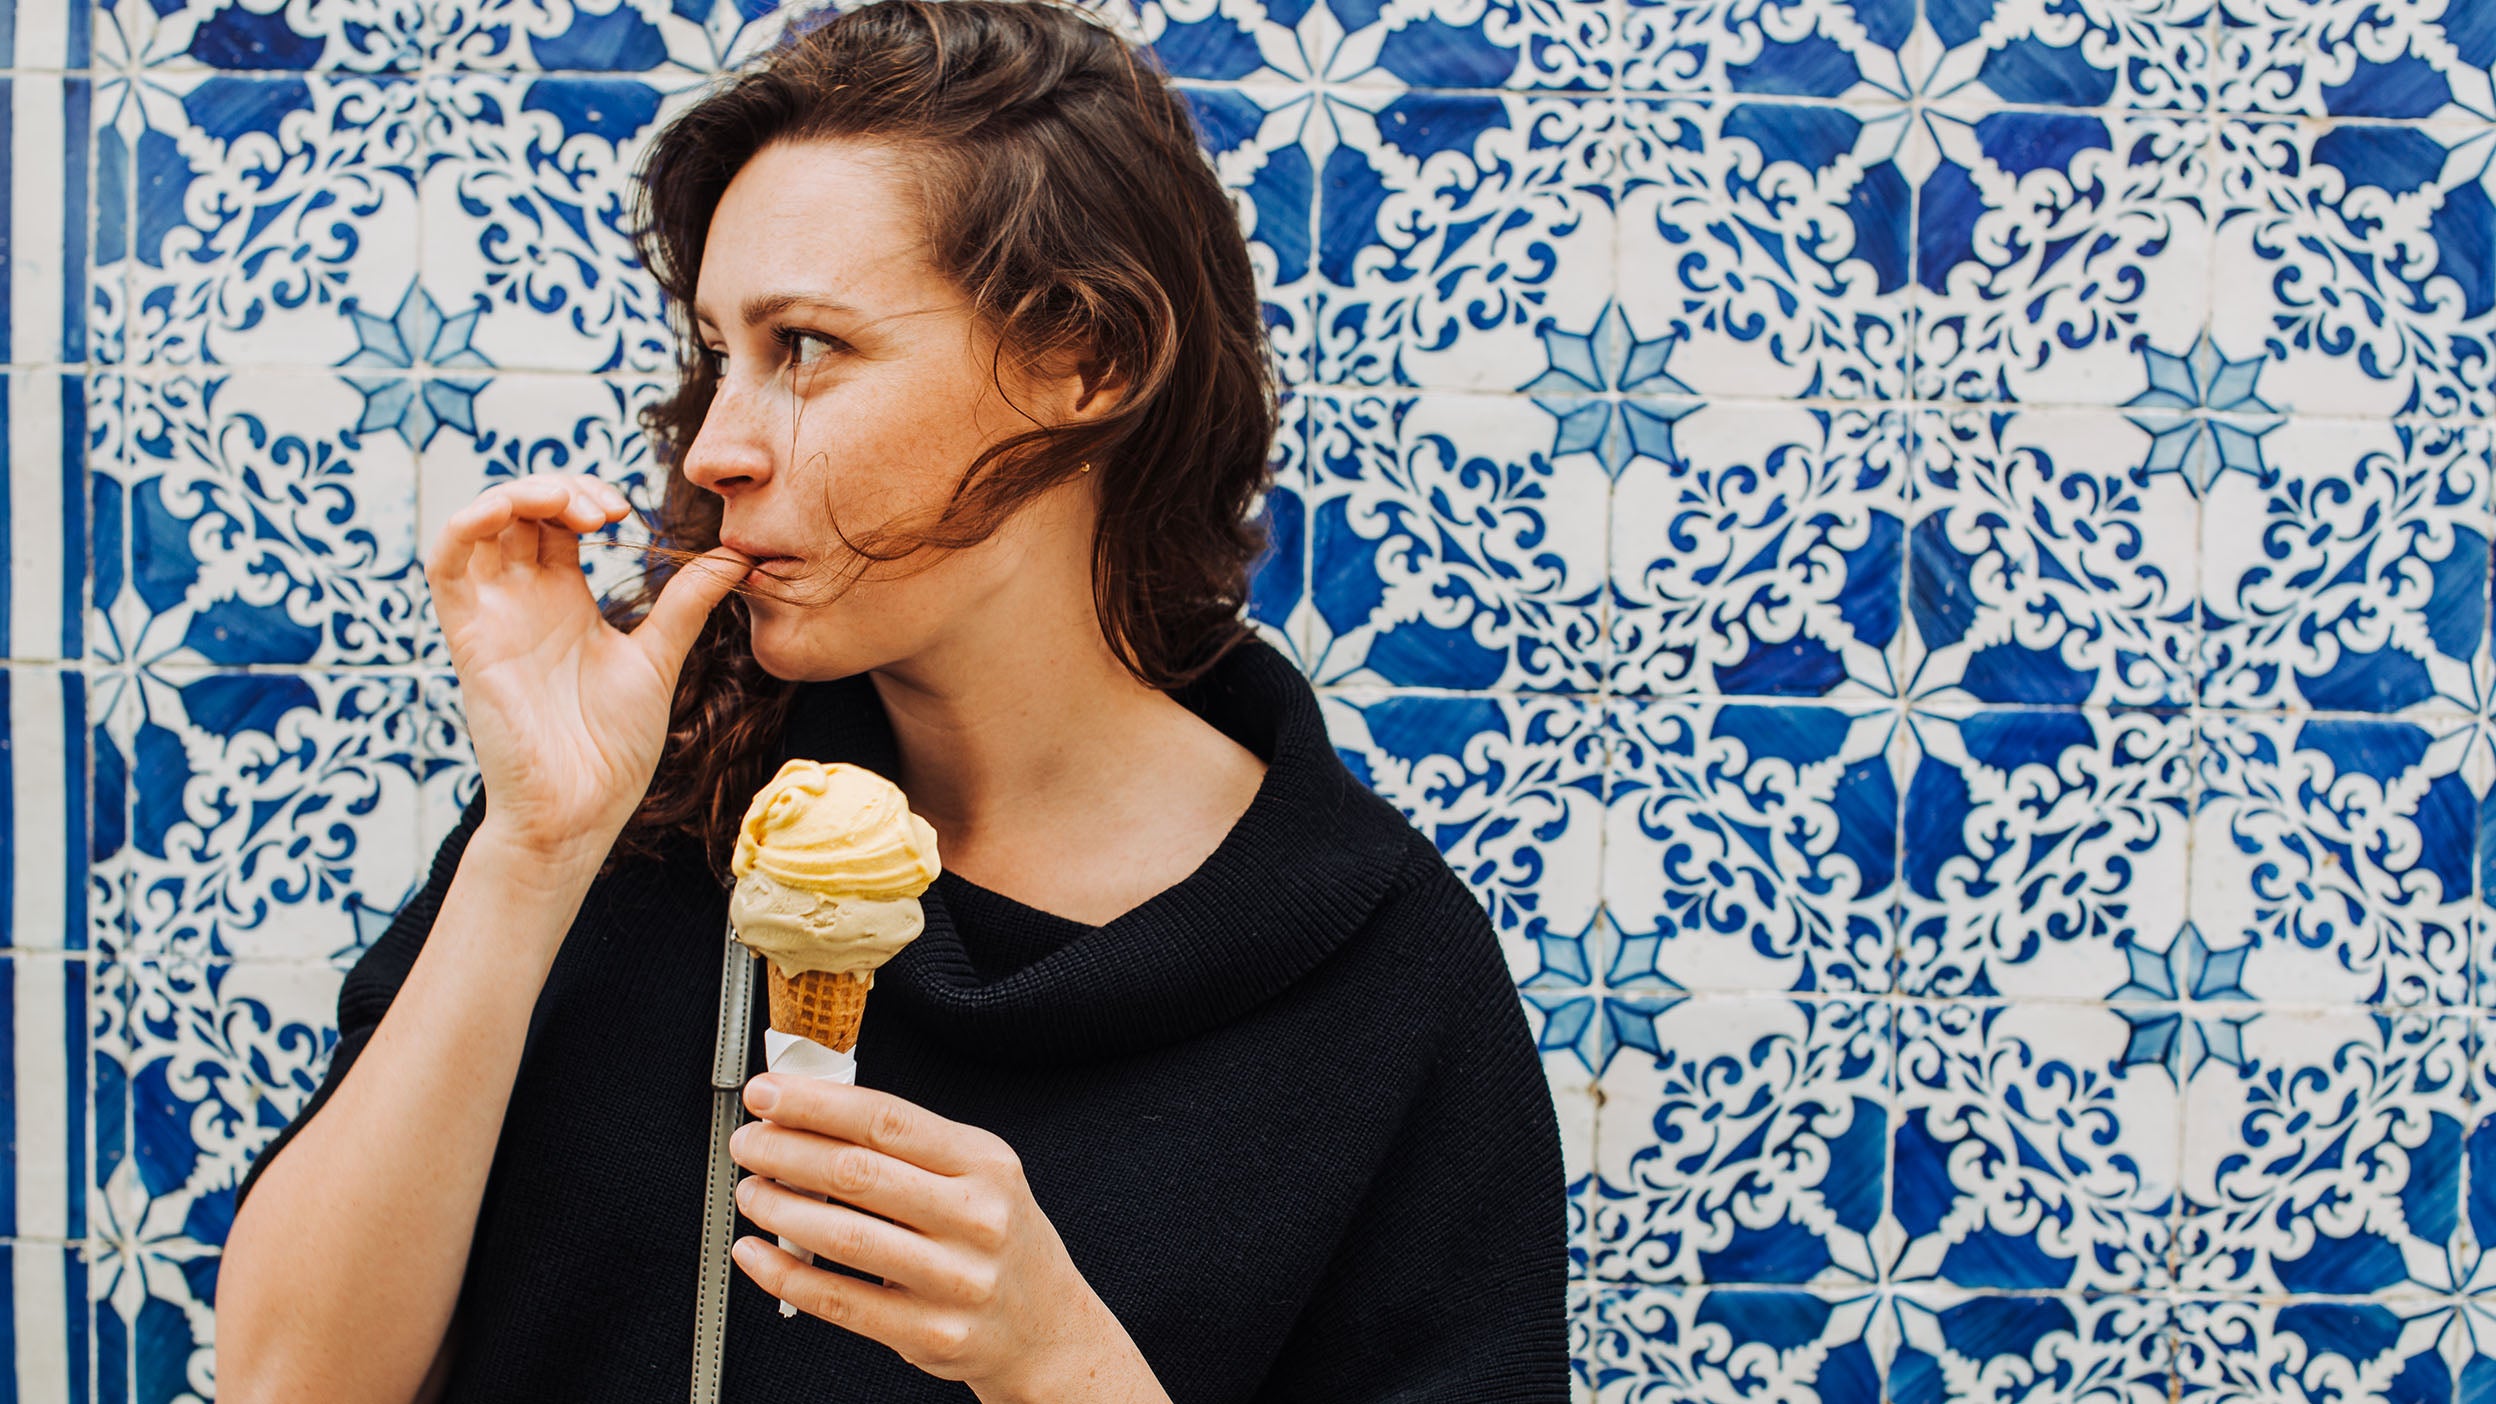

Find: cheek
798;371;995;497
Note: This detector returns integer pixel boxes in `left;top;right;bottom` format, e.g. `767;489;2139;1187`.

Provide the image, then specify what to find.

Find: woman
213;2;1565;1400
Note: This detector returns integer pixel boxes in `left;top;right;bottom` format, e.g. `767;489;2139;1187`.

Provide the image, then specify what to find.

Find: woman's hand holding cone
729;1077;1174;1402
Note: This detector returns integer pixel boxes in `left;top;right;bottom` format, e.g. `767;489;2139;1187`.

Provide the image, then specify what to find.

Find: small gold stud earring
1079;461;1093;472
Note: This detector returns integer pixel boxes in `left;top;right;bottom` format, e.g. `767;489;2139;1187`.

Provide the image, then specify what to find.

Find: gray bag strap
693;916;756;1403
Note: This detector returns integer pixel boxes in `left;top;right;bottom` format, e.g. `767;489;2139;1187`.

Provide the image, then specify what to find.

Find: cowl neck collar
771;636;1414;1064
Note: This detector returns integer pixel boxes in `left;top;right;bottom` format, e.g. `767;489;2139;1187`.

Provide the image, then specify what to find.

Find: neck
866;594;1179;850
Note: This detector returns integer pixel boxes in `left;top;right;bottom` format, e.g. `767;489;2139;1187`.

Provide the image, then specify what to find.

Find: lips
721;537;797;563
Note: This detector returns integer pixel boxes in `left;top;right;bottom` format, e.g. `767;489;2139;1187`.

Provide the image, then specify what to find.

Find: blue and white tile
2198;419;2492;716
1553;1077;1593;1253
1302;392;1610;693
6;771;100;1375
1245;392;1309;664
2176;1009;2471;1296
1584;1285;1893;1404
5;952;98;1344
1320;689;1605;982
89;81;132;373
1311;94;1614;389
1143;0;1617;92
419;72;695;377
1884;1288;2174;1404
1895;705;2195;1002
1618;0;1919;97
1609;404;1908;701
96;0;425;72
1616;99;1910;405
1590;996;1893;1289
1911;114;2216;410
1182;81;1320;386
85;949;129;1404
98;669;426;968
2462;1028;2496;1289
1602;699;1900;996
6;72;97;369
1906;407;2201;711
1566;1280;1595;1400
1567;1167;1593;1286
10;1240;95;1404
97;372;426;670
2208;118;2496;422
2174;1294;2479;1404
427;0;817;74
1621;0;2211;112
1894;999;2181;1295
2212;0;2496;120
11;0;97;69
100;954;346;1403
103;71;424;370
6;371;93;667
2194;714;2482;1010
5;674;102;1385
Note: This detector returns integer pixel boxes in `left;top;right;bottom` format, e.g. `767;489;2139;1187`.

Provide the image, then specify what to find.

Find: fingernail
733;1238;758;1267
747;1078;779;1113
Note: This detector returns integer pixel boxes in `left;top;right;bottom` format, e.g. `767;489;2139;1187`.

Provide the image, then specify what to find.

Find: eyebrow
691;292;863;330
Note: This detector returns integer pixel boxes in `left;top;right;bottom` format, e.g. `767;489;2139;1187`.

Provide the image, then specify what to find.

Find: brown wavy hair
593;0;1278;884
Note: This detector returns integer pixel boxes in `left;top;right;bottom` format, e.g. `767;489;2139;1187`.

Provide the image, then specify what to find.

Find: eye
698;344;728;377
775;326;849;367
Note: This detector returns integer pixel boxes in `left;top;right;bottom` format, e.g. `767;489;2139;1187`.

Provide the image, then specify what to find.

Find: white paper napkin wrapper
759;1026;859;1318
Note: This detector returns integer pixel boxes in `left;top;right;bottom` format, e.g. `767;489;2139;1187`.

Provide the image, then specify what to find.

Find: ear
1068;356;1128;421
1017;339;1126;427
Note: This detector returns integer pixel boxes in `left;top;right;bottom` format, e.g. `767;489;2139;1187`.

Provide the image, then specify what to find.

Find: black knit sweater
236;637;1567;1401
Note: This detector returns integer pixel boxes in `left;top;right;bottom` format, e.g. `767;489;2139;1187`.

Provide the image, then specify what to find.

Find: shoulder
1356;823;1526;1034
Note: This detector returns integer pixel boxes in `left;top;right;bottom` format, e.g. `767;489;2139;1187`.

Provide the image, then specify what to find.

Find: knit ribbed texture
933;870;1088;983
238;636;1566;1402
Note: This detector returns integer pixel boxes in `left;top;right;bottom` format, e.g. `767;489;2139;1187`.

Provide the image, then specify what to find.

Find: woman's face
680;137;1096;681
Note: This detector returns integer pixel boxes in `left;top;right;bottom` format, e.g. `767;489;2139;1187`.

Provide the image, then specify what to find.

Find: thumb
630;546;754;677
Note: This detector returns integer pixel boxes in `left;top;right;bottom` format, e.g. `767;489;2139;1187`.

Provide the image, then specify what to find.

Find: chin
744;609;885;683
741;610;812;680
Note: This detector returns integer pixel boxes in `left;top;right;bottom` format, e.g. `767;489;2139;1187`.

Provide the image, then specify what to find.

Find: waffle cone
766;964;874;1053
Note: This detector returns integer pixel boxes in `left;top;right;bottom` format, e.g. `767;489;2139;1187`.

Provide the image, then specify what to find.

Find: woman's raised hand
423;473;753;868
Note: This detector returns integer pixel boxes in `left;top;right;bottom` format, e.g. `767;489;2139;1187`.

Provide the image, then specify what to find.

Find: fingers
730;1235;925;1341
734;1176;959;1294
427;475;631;589
730;1121;972;1239
629;544;753;670
741;1077;1003;1180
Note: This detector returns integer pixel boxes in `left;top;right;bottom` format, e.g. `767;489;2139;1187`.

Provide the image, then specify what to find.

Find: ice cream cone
767;963;874;1054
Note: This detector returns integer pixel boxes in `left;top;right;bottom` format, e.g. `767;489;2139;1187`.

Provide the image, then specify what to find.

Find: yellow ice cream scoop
731;758;941;899
728;759;942;1052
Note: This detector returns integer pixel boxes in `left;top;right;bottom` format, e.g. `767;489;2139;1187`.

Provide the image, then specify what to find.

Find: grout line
4;359;2479;433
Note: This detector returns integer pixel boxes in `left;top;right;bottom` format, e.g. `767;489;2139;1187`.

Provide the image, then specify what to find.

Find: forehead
692;138;933;320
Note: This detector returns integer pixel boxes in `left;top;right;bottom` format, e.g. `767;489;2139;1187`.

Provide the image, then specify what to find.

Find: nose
678;374;778;499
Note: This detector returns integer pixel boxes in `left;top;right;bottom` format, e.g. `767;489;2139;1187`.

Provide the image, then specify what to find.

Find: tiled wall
4;0;2494;1397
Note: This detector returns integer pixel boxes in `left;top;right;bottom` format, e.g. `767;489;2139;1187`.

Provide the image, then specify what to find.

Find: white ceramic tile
1611;403;1909;700
1304;391;1612;692
1895;704;2195;1001
1603;697;1901;995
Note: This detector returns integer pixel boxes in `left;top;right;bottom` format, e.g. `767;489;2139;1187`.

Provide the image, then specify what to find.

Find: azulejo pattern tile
7;0;2496;1396
1609;404;1909;699
1895;704;2194;1001
1603;698;1901;995
1305;392;1611;691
